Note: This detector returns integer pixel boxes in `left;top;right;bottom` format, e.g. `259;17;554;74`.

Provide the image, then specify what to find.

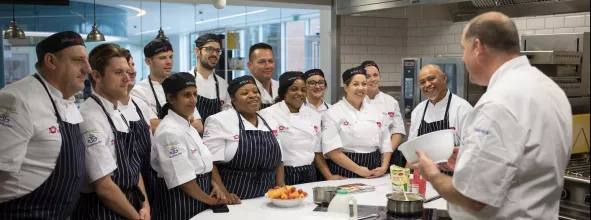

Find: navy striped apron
216;112;282;199
148;76;162;116
284;164;317;185
310;101;330;181
71;95;145;220
0;74;85;220
152;172;211;220
327;150;382;178
417;93;454;176
127;100;156;210
195;70;222;121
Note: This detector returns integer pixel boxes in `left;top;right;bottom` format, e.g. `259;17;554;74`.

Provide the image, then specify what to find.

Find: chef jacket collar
487;55;530;91
91;90;121;112
427;90;451;106
278;100;308;116
166;108;192;127
36;73;76;104
341;96;367;113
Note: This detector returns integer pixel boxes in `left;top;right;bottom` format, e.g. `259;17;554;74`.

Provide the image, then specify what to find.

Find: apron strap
194;68;221;105
147;76;163;116
33;74;63;123
443;92;453;128
89;94;130;137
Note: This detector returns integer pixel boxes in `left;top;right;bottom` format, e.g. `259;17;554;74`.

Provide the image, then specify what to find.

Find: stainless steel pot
386;192;424;216
312;186;338;205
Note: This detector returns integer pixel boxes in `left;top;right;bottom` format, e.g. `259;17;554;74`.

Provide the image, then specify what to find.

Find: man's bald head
464;11;520;55
420;64;446;78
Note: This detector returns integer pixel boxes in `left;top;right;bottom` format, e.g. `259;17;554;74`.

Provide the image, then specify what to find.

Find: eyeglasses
201;47;223;55
307;80;325;87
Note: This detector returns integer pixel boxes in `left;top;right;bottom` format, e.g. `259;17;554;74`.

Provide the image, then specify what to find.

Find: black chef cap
144;38;173;58
159;72;196;119
279;71;303;89
36;31;85;62
342;66;366;83
303;69;325;81
361;60;379;71
195;33;221;48
227;75;257;98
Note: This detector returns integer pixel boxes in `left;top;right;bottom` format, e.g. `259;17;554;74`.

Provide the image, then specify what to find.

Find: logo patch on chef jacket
450;127;456;130
165;141;182;158
0;108;17;127
343;121;349;126
49;126;58;134
279;126;288;131
314;125;319;133
233;134;239;140
376;122;382;128
388;112;394;118
191;149;198;155
220;100;225;105
84;130;102;147
272;130;278;136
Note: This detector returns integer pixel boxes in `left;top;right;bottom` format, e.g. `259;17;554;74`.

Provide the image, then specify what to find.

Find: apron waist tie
217;164;275;183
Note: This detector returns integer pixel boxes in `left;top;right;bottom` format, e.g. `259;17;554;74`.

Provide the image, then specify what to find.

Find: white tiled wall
339;16;407;87
339;12;591;87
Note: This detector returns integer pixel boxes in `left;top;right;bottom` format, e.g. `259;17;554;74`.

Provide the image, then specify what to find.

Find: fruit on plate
267;185;308;200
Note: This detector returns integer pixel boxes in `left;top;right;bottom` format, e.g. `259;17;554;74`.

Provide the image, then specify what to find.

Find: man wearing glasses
303;69;331;114
190;34;232;121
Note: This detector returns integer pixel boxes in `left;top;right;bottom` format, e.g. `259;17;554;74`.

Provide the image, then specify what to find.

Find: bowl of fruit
265;185;309;208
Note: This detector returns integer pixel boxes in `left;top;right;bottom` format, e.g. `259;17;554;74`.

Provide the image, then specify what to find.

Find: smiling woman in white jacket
259;71;325;185
322;66;393;179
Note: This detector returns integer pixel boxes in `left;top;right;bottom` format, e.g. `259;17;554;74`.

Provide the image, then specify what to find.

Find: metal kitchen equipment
386;192;425;217
521;32;590;115
313;186;339;206
400;56;487;127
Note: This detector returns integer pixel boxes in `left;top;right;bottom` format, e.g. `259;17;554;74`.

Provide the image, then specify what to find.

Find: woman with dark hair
259;71;326;185
203;75;284;203
150;72;225;220
321;67;393;178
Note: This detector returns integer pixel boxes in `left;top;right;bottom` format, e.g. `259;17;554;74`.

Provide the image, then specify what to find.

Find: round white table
192;175;448;220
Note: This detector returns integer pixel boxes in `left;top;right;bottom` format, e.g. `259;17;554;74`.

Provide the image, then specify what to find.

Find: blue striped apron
127;100;156;211
152;172;211;220
216;112;282;199
417;93;454;176
284;164;317;185
195;70;222;122
71;95;145;220
327;150;382;178
0;74;85;220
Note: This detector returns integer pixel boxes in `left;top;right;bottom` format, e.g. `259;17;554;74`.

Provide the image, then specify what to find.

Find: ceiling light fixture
3;3;25;39
87;0;105;42
155;0;168;41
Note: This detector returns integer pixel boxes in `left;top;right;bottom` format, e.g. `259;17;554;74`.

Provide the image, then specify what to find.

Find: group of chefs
0;11;573;220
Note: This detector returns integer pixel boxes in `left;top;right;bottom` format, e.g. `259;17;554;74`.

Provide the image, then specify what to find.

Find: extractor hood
336;0;590;22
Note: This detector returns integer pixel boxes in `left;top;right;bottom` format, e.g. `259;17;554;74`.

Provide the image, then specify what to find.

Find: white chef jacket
449;56;572;220
131;78;201;120
321;97;392;155
304;97;332;114
259;101;322;167
203;108;283;162
120;96;155;125
189;67;232;111
0;74;83;202
407;90;473;144
253;77;279;105
79;91;130;191
151;109;214;189
364;91;406;136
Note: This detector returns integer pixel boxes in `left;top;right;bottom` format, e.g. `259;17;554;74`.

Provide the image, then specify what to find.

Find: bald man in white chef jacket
407;64;473;175
411;12;572;220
